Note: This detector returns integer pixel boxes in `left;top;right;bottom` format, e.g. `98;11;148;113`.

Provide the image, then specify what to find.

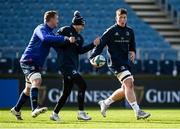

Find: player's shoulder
36;24;45;29
34;24;46;32
126;25;134;32
103;24;117;35
106;24;117;32
58;26;71;33
61;26;71;30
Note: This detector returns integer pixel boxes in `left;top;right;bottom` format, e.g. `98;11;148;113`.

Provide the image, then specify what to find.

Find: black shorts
20;61;42;84
109;65;131;76
109;65;134;83
61;69;79;79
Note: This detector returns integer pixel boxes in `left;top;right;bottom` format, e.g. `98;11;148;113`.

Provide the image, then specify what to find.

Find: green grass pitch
0;107;180;128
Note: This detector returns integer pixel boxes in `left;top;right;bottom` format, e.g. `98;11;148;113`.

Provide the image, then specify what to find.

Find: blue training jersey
20;24;69;67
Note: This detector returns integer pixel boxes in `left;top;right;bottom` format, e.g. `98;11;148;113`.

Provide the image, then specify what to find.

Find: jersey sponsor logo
48;88;113;103
146;89;180;103
114;37;130;43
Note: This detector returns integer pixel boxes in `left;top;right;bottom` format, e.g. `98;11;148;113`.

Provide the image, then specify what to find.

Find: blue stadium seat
175;61;180;75
144;60;158;74
131;60;142;74
160;60;174;75
12;58;22;74
167;0;180;11
0;58;12;74
148;50;162;60
164;50;178;61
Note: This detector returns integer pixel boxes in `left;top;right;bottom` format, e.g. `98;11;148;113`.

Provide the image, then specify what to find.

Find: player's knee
29;73;42;87
124;78;134;89
31;79;42;88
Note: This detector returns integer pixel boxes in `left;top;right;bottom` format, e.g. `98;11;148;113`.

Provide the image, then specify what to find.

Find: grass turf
0;107;180;128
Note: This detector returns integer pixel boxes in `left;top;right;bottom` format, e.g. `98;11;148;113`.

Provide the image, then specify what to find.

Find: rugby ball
90;55;106;68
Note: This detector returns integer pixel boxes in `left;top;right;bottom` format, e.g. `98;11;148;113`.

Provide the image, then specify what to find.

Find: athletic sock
30;87;39;111
15;92;29;112
104;98;114;106
78;110;85;113
129;101;140;114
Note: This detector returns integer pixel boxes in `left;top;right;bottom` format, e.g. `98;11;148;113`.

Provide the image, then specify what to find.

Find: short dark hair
44;10;58;23
116;8;127;16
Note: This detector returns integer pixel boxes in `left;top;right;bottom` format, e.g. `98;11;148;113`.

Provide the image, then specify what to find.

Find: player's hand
93;37;100;46
69;36;76;43
90;58;96;67
129;51;135;63
90;58;99;68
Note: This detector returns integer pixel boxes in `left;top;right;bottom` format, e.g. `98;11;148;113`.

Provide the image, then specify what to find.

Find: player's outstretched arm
89;29;111;60
77;37;101;54
36;27;73;46
89;29;112;67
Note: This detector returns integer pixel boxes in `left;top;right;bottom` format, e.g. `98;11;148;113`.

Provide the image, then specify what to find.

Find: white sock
78;110;85;114
129;101;140;114
104;98;114;106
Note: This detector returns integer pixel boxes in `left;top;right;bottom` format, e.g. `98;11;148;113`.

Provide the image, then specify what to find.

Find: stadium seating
0;0;179;75
0;0;176;49
163;49;178;61
166;0;180;12
158;0;180;26
12;58;22;74
131;60;143;74
160;60;174;75
0;58;13;74
175;61;180;75
143;60;158;74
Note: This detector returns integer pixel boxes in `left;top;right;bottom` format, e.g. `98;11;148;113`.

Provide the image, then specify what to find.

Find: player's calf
123;78;151;120
29;73;42;112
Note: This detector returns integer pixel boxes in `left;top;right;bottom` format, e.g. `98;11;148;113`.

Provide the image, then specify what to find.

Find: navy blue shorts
109;65;134;83
109;65;131;76
20;61;42;84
